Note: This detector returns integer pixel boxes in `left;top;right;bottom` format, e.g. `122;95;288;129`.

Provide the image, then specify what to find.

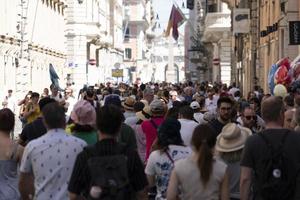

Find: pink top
141;117;164;161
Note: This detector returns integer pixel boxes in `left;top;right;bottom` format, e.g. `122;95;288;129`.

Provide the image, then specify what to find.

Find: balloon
274;65;292;86
268;64;278;95
273;84;287;98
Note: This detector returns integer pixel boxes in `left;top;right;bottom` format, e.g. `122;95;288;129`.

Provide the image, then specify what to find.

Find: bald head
261;96;284;123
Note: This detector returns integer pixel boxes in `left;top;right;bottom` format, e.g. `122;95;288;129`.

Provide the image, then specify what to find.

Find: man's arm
19;172;34;200
240;166;252;200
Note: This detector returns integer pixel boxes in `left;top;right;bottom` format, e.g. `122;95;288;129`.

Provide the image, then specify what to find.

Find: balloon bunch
268;57;292;97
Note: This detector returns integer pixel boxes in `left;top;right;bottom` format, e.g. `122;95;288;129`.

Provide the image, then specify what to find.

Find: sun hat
122;97;136;110
70;100;96;126
190;101;200;110
216;123;252;152
150;99;165;113
136;106;152;121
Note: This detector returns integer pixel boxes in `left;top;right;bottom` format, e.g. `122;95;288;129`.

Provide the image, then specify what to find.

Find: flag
49;63;63;91
165;5;186;40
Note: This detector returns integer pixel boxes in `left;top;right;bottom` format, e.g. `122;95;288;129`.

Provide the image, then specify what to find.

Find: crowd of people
1;80;300;200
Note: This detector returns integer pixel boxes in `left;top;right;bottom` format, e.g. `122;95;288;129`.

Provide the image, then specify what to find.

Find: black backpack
255;131;297;200
86;144;130;200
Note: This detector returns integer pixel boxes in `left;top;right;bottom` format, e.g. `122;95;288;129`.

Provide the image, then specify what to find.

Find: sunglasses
245;115;257;120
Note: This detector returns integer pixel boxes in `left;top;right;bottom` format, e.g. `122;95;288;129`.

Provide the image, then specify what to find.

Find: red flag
165;5;186;40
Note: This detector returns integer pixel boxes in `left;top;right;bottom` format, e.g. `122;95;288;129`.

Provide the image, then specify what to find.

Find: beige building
224;0;300;95
202;0;232;85
65;0;124;88
0;0;67;98
123;0;153;83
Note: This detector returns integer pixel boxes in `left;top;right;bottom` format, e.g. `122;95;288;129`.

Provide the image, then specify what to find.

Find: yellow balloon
273;84;287;98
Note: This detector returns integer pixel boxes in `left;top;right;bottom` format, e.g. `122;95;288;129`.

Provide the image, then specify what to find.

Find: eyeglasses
245;115;257;120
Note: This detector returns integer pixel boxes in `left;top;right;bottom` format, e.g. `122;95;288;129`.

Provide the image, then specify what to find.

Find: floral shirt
145;145;192;200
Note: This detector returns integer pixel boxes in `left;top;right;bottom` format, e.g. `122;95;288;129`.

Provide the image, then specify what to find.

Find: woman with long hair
145;118;191;200
167;124;229;200
0;108;24;199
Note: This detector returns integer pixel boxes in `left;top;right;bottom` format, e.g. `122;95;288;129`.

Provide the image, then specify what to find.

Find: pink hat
71;100;96;126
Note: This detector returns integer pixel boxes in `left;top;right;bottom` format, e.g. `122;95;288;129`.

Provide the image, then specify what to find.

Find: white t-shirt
205;98;217;114
193;112;204;124
145;145;192;200
178;119;199;147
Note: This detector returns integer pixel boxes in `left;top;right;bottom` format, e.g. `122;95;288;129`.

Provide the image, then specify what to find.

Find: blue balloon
268;64;278;95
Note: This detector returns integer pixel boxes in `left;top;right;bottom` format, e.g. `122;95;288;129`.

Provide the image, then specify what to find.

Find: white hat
169;90;178;96
216;123;252;152
190;101;200;110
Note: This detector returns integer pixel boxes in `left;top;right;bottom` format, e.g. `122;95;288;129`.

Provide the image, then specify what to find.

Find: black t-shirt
19;117;47;144
241;129;300;199
209;119;226;141
68;139;148;199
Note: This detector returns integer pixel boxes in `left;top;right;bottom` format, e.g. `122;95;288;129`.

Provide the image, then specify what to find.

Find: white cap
190;101;200;109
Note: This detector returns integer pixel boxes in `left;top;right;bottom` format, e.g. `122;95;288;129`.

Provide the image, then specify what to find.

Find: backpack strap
150;119;158;129
259;130;290;153
165;150;174;164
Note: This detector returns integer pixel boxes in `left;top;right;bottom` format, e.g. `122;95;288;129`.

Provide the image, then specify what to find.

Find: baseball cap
190;101;200;110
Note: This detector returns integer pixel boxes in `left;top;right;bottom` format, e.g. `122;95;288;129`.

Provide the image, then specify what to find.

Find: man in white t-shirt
190;101;204;124
178;105;199;147
205;88;217;113
2;89;16;113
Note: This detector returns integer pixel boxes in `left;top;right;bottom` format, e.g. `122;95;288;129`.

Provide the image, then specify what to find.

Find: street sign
88;59;96;65
213;58;220;65
112;69;123;77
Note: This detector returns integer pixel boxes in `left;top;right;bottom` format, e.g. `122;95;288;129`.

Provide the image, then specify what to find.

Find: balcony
203;12;231;42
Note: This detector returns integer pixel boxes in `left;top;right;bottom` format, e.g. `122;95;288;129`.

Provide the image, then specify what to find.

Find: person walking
240;96;300;200
19;102;86;200
216;123;252;200
145;118;191;199
0;108;24;200
68;105;148;200
167;124;229;200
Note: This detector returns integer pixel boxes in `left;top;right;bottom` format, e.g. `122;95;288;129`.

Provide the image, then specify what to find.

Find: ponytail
197;140;213;187
191;124;216;187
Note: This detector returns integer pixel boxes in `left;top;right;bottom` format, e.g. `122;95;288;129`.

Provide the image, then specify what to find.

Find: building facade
123;0;153;83
202;0;232;85
65;0;124;89
223;0;300;95
0;0;67;98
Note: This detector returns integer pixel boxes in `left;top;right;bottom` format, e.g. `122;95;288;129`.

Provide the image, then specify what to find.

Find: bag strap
165;150;174;164
150;119;158;130
259;130;290;153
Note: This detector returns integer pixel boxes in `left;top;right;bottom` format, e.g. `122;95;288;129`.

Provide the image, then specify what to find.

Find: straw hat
216;123;252;152
136;106;152;121
122;97;136;110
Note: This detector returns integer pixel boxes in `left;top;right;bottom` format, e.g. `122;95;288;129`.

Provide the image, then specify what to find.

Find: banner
233;9;250;34
112;69;123;77
289;21;300;45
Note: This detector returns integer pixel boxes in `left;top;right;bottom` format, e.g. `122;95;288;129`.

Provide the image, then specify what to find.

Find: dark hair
86;89;95;98
42;102;66;129
39;97;56;110
71;124;95;133
178;105;194;120
217;96;233;108
191;124;216;187
133;102;145;112
157;118;184;151
261;96;284;123
284;95;294;107
31;92;40;98
96;105;123;136
0;108;15;133
172;101;182;109
165;107;179;119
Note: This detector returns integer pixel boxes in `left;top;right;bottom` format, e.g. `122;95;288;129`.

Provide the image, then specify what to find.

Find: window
124;27;130;41
125;48;132;60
